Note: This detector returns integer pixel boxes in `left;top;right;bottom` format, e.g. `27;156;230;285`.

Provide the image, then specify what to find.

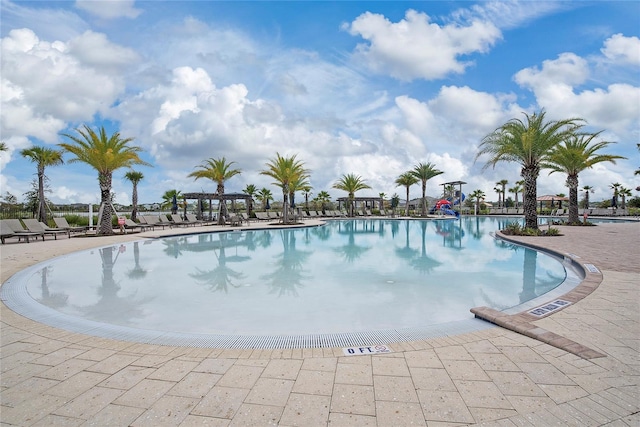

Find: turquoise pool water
3;217;574;345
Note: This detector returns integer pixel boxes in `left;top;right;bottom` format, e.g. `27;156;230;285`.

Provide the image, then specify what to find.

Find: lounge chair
22;219;70;239
124;218;151;232
240;213;252;223
143;215;171;229
185;214;207;226
170;214;191;227
54;217;88;233
0;220;40;243
255;212;270;221
268;212;279;220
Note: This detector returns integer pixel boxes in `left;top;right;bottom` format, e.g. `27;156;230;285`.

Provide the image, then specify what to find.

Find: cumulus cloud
75;0;142;19
515;51;640;137
345;9;501;81
1;28;136;142
601;33;640;66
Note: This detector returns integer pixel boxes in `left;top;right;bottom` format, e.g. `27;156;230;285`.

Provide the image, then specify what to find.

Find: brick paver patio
1;218;638;426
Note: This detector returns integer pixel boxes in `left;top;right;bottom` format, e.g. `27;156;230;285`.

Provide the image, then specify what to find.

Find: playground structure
430;180;467;218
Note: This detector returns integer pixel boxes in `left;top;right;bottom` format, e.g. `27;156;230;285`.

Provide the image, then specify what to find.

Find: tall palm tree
60;125;150;235
619;187;632;210
188;157;241;225
509;182;522;209
257;187;273;210
243;184;258;217
315;190;331;212
494;186;502;208
475;110;584;229
379;192;386;211
0;141;7;151
20;146;64;223
395;172;418;217
124;171;144;222
469;189;486;215
333;173;371;217
542;132;624;223
260;153;309;224
411;162;444;216
302;186;313;211
581;185;594;209
635;144;640;176
497;179;508;208
609;182;622;208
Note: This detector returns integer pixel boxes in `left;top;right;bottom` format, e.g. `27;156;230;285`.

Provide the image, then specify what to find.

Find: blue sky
1;0;639;206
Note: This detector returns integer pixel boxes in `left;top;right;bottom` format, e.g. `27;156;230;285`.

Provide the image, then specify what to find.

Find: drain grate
528;299;571;317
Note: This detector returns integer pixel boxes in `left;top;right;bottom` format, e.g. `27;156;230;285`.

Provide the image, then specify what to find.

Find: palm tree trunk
282;190;289;223
37;166;46;223
131;183;138;222
217;183;227;225
421;182;426;216
405;187;410;216
522;168;539;229
98;172;114;235
567;175;579;224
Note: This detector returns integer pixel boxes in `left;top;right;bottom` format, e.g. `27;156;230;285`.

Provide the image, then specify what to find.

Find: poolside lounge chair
170;214;191;227
268;212;279;220
0;220;40;244
124;218;151;232
54;217;88;233
185;214;208;226
255;212;270;221
143;215;170;229
22;219;70;239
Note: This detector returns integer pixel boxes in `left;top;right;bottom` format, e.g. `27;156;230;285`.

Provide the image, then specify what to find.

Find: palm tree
635;144;640;176
494;186;502;208
315;190;331;212
379;192;386;211
161;189;182;211
188;157;241;225
333;173;371;217
60;125;150;235
124;171;144;222
243;184;258;217
257;187;273;210
509;182;522;209
475;110;584;229
469;189;486;215
20;146;64;223
609;182;622;208
581;185;594;209
619;187;632;210
497;179;508;208
260;153;309;224
395;172;418;217
302;186;313;211
411;162;444;216
0;141;7;151
542;132;624;223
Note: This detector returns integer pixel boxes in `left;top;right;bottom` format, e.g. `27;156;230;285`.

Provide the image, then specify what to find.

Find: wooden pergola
336;196;384;215
182;192;252;220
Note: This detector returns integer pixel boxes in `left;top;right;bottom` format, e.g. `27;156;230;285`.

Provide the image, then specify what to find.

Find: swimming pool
2;217;581;348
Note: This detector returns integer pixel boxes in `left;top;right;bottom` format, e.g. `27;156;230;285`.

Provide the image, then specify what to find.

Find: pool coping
470;230;606;359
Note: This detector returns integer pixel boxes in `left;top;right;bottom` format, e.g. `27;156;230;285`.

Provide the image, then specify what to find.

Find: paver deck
1;218;638;426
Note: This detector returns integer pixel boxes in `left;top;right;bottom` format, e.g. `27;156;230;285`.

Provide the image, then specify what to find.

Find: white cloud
514;52;640;137
75;0;142;19
346;9;501;81
601;33;640;66
1;28;134;142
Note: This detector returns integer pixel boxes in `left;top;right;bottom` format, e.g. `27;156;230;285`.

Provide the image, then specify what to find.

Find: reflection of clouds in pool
19;218;567;336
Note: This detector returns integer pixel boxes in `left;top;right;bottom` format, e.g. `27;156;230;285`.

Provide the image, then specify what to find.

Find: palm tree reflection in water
190;233;249;293
261;229;311;297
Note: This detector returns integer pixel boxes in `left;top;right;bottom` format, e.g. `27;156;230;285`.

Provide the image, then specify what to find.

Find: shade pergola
182;192;252;220
536;194;569;209
336;196;384;215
